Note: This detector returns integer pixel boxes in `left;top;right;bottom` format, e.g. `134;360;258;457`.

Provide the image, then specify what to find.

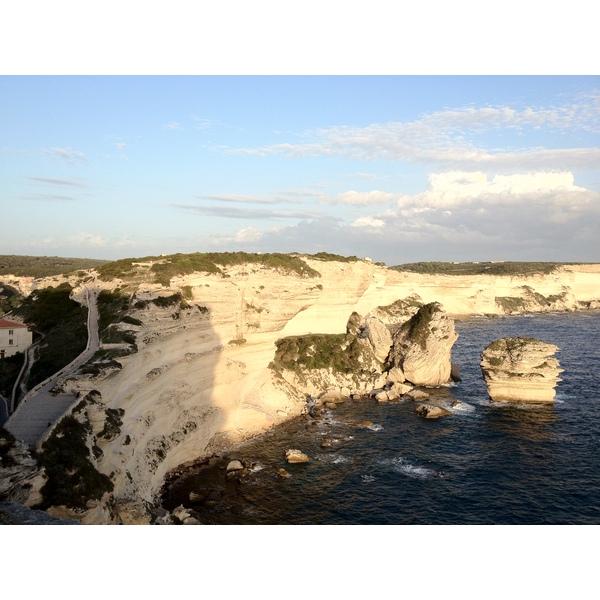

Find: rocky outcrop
387;303;459;386
480;337;562;403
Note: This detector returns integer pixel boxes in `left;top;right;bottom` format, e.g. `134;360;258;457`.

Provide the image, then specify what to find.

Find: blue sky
2;75;599;264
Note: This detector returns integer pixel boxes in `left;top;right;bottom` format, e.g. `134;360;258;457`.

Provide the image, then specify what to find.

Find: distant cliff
3;257;599;523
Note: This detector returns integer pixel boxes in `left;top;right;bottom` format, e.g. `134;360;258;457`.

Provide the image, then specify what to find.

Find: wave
380;456;441;480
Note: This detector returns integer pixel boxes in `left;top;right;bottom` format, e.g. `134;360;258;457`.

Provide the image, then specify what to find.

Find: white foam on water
361;475;376;483
450;402;476;413
317;453;352;465
380;456;438;480
367;423;384;432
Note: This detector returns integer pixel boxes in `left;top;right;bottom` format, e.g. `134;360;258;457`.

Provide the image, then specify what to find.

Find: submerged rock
387;302;458;386
480;337;562;403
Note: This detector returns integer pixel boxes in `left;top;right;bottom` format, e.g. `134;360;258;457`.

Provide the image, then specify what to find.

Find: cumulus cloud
206;169;599;263
351;216;386;228
42;147;88;165
396;171;594;214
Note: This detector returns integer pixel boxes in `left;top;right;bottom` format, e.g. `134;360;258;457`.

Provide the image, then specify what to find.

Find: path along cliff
2;258;599;523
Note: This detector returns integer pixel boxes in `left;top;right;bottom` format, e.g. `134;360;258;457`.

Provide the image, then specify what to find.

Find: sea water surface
162;312;600;524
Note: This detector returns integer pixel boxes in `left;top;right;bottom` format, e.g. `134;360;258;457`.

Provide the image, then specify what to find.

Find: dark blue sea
163;311;600;524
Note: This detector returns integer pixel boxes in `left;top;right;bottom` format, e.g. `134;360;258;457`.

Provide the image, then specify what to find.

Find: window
8;329;14;335
9;339;14;345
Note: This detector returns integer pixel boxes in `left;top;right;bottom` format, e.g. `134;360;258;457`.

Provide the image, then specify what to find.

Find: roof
0;318;28;329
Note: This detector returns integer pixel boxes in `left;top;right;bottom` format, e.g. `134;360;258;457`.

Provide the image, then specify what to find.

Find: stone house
0;318;32;359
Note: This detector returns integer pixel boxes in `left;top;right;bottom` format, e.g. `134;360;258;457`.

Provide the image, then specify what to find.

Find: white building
0;318;32;359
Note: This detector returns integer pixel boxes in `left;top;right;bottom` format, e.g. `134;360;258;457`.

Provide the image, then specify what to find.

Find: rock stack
387;302;458;386
480;337;562;403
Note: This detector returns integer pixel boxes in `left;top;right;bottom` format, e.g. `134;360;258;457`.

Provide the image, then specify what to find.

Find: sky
1;75;599;265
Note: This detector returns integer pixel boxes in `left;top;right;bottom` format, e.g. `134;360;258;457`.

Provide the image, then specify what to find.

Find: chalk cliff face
480;337;562;403
388;302;458;386
5;259;599;523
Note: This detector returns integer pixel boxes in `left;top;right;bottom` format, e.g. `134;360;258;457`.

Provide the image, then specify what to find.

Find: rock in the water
277;468;291;478
226;460;244;471
388;302;458;386
415;404;452;419
480;337;562;403
406;389;430;401
286;449;309;463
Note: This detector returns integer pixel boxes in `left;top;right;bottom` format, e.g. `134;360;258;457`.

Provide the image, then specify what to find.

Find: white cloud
42;147;88;165
27;176;86;188
164;121;183;131
396;171;594;213
351;216;385;228
228;96;600;172
233;227;263;242
326;190;399;206
192;117;212;130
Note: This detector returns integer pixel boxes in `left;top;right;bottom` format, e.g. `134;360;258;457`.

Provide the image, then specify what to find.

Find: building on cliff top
0;318;32;359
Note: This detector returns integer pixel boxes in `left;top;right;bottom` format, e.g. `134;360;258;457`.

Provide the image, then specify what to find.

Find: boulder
386;366;406;384
286;449;309;464
406;389;430;401
387;302;458;386
415;404;452;419
227;460;244;471
480;337;562;403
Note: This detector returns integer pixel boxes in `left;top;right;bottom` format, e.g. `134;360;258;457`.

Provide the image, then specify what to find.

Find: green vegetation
228;338;247;346
0;353;23;400
0;255;108;279
306;252;360;263
12;283;88;389
95;289;139;349
98;407;125;440
98;252;321;285
486;337;541;354
0;283;23;315
270;333;368;374
397;302;442;350
495;296;527;313
37;414;113;510
390;261;585;277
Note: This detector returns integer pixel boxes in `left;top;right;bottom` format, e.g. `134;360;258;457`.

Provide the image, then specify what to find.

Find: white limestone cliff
4;259;599;523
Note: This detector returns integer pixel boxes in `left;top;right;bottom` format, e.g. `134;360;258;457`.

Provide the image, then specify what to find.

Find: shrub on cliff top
397;302;443;350
98;252;321;286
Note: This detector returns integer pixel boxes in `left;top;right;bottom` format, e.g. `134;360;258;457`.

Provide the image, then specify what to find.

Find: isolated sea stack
387;302;458;386
480;337;562;403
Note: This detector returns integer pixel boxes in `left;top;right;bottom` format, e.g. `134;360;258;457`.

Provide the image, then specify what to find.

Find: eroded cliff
4;257;599;522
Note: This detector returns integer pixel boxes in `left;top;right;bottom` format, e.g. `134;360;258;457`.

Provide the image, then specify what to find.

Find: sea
162;311;600;525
